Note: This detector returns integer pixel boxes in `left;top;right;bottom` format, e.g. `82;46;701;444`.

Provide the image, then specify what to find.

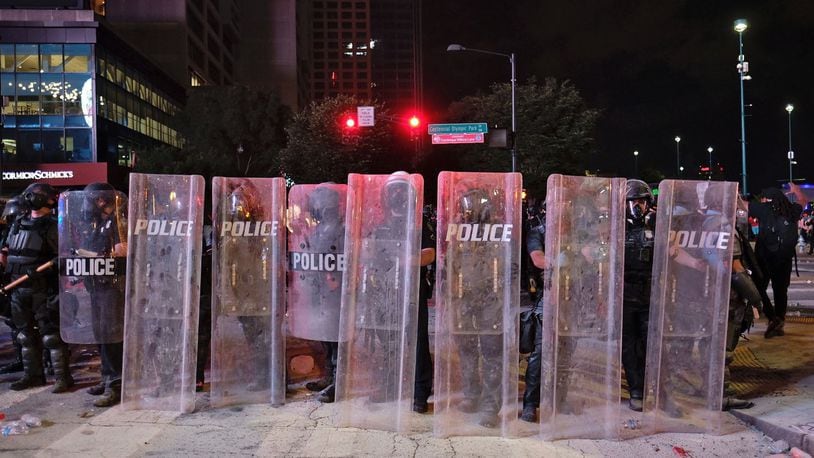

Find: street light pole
735;19;750;194
447;44;517;173
633;150;639;177
786;104;794;183
674;136;681;177
707;146;714;180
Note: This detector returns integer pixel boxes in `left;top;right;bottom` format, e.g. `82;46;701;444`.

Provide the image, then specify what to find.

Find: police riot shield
210;177;287;408
335;172;423;433
643;180;737;434
287;183;347;342
433;171;522;438
539;175;626;440
57;190;128;344
121;173;204;413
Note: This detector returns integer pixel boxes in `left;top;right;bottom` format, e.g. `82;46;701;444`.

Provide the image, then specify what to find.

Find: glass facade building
0;9;185;177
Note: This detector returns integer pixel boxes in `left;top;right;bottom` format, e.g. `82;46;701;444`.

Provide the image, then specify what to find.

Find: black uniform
4;212;70;390
523;220;545;410
414;213;435;407
621;213;654;401
82;209;125;396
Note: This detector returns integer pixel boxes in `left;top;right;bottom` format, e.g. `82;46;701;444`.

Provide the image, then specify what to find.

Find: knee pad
42;333;64;350
17;330;35;347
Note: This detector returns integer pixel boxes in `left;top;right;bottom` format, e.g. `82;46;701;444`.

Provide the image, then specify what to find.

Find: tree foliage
280;95;406;184
445;77;600;197
134;86;291;179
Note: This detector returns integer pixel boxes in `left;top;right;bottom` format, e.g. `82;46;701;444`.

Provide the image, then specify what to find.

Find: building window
0;44;15;72
40;44;64;73
64;44;91;73
15;44;39;73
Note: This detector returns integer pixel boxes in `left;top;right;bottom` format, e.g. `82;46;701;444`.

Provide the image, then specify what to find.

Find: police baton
0;258;57;295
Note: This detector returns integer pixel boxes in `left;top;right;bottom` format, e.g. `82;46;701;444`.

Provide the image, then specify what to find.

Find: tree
135;86;291;178
444;77;600;197
280;95;403;184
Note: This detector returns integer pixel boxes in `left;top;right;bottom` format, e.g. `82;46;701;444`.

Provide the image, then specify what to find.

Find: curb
730;410;814;455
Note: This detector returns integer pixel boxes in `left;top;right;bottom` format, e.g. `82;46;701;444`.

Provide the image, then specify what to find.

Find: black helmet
309;184;341;223
226;180;262;221
460;188;492;224
1;195;28;223
22;182;57;210
382;171;411;218
626;179;652;222
626;179;652;201
83;182;117;218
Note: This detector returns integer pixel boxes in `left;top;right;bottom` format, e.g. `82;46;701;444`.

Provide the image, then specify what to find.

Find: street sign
428;123;488;135
431;133;485;145
357;106;375;127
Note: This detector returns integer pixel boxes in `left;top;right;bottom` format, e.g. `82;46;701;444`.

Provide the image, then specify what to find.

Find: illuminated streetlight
448;43;517;172
735;18;750;194
707;146;714;180
674;136;681;177
786;104;795;183
633;150;639;177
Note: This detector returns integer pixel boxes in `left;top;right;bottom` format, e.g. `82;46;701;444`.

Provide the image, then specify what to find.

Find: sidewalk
729;317;814;454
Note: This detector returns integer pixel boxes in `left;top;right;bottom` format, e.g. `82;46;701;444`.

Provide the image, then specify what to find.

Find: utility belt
6;262;46;275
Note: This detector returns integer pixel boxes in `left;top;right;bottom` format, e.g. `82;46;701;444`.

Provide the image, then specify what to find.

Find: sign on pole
428;123;488;135
357;106;375;127
431;133;485;145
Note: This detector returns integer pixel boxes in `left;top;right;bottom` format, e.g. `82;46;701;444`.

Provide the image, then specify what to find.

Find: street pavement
0;257;812;456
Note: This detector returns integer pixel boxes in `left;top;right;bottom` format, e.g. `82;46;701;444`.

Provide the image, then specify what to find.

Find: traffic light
408;114;421;141
341;113;358;145
408;115;420;129
344;116;357;129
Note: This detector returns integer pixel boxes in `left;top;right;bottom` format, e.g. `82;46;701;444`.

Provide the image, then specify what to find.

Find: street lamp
674;136;681;177
707;146;714;180
447;43;517;172
735;18;750;194
786;104;795;183
679;166;685;177
633;150;639;177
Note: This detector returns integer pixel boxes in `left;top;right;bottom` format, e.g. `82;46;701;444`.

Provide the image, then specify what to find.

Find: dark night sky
421;0;814;194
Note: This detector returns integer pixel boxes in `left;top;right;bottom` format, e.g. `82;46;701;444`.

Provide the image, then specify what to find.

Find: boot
520;405;537;422
458;398;478;413
764;318;783;338
317;384;335;403
306;376;333;392
0;329;24;374
722;396;754;410
87;379;107;396
46;339;75;394
10;333;46;391
94;386;121;407
479;410;499;428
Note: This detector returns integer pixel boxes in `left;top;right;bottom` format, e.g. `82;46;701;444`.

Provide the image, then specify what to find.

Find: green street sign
427;123;488;135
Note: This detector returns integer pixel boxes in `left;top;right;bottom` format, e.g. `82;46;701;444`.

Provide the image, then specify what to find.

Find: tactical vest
5;215;57;274
623;220;654;303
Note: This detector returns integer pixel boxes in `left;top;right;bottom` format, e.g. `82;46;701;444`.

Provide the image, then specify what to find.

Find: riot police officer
521;212;545;422
0;196;28;374
1;183;73;392
80;182;127;407
622;179;654;411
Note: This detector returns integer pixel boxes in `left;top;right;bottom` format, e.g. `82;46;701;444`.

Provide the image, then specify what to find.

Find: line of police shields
539;176;738;439
210;177;287;408
334;172;424;433
58;189;128;345
433;171;522;437
121;173;204;413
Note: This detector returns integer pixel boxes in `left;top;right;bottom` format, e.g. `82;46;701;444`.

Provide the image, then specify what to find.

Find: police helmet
22;182;58;210
460;188;492;224
1;195;28;223
308;184;340;223
382;171;411;218
227;180;262;221
625;179;652;221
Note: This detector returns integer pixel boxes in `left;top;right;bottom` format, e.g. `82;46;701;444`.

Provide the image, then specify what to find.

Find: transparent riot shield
643;180;737;434
539;175;626;440
210;177;287;408
335;172;423;433
57;190;128;344
287;183;347;342
433;171;522;438
121;173;204;413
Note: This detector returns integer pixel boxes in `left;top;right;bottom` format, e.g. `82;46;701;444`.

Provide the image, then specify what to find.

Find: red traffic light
345;117;356;128
408;115;421;128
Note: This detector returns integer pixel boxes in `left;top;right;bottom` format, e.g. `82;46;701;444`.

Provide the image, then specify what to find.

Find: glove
24;267;43;280
732;270;761;308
